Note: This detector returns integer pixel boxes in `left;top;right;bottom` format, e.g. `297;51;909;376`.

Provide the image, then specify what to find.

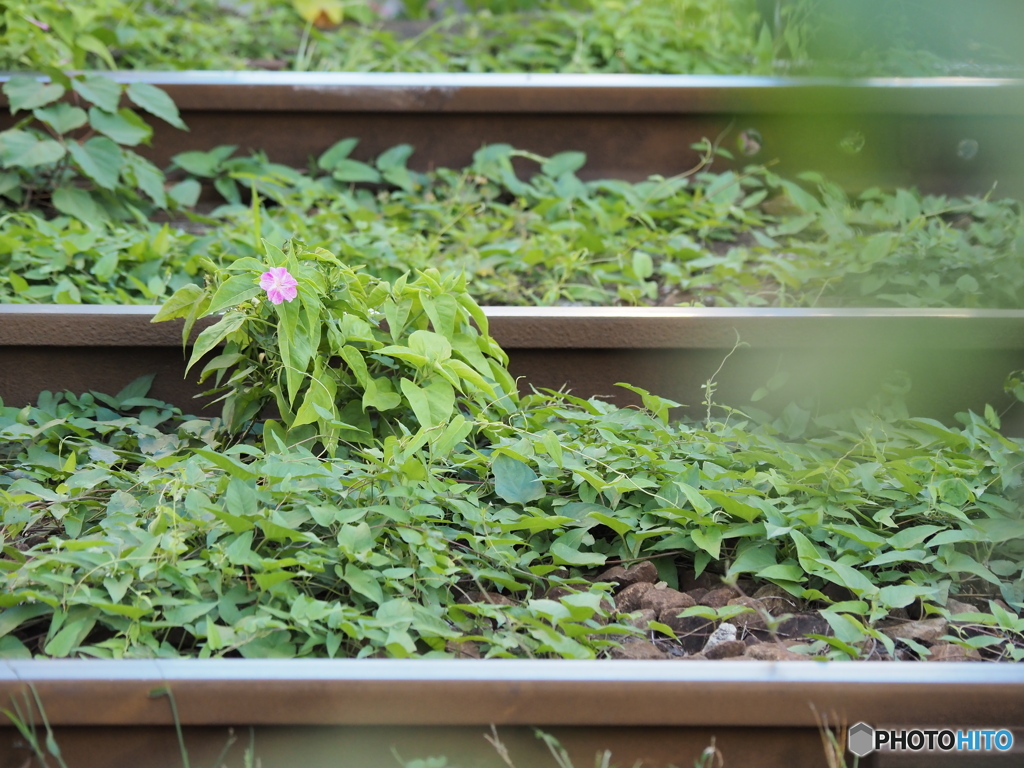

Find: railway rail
3;306;1024;428
1;659;1023;768
3;73;1024;197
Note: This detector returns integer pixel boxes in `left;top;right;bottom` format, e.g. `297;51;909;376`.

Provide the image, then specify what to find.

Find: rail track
3;306;1024;429
3;72;1024;768
1;659;1022;768
3;73;1024;197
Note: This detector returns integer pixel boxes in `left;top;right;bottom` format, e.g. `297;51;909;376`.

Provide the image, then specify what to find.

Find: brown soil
588;563;1019;662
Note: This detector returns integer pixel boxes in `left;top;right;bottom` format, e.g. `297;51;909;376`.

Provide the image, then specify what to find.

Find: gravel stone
946;598;981;618
700;586;740;609
610;639;668;660
752;584;797;614
596;561;659;589
774;613;832;640
745;643;809;661
446;640;481;658
659;615;719;655
621;609;656;631
641;587;696;618
727;597;768;630
686;587;709;604
615;582;655;612
928;643;983;662
880;618;949;645
705;640;748;660
702;623;737;654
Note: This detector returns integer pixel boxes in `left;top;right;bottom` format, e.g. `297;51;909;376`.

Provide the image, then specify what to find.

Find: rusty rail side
2;73;1023;195
2;306;1023;424
0;659;1022;768
2;306;1024;426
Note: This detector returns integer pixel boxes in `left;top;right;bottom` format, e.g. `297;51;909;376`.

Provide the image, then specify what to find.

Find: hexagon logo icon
849;722;875;757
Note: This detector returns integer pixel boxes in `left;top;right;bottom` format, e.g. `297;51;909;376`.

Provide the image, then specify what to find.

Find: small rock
594;565;629;586
945;598;980;617
702;623;738;654
615;582;655;612
622;561;660;586
659;615;719;655
745;643;809;661
880;618;948;645
775;613;832;641
928;643;983;662
544;586;574;601
678;652;708;661
610;639;668;660
727;597;768;630
624;609;657;631
595;561;659;589
700;586;740;609
446;639;481;658
705;640;748;660
680;570;721;592
641;587;696;617
687;587;709;603
753;584;797;614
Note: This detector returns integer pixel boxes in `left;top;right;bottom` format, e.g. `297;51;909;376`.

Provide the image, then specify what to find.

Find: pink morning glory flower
259;266;298;305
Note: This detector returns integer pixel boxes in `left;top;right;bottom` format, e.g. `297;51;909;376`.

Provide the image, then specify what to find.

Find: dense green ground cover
3;245;1024;660
2;47;1024;663
4;134;1024;310
1;0;1016;76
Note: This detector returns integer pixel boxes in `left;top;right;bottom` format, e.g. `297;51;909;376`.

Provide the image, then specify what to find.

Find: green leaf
318;138;358;170
542;151;586;177
44;615;96;657
408;330;452;362
343;563;384;605
225;477;257;518
492;453;545;504
67;136;122;189
116;374;155;402
376;143;413;170
207;273;262;315
332;159;381;184
363;376;402;412
0;129;66;168
172;145;237;177
33;103;87;133
71;74;122;112
702;490;762;522
4;77;65;112
0;604;51;639
187;312;246;373
399;377;454;429
877;584;926;610
125;153;166;207
75;33;117;69
126;82;187;130
88;107;152;147
691;526;723;559
152;283;204;322
549;541;606;567
168;179;201;207
52;187;106;223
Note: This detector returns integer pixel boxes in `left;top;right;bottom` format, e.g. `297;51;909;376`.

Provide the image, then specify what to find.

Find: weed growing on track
3;243;1024;661
4;133;1024;311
